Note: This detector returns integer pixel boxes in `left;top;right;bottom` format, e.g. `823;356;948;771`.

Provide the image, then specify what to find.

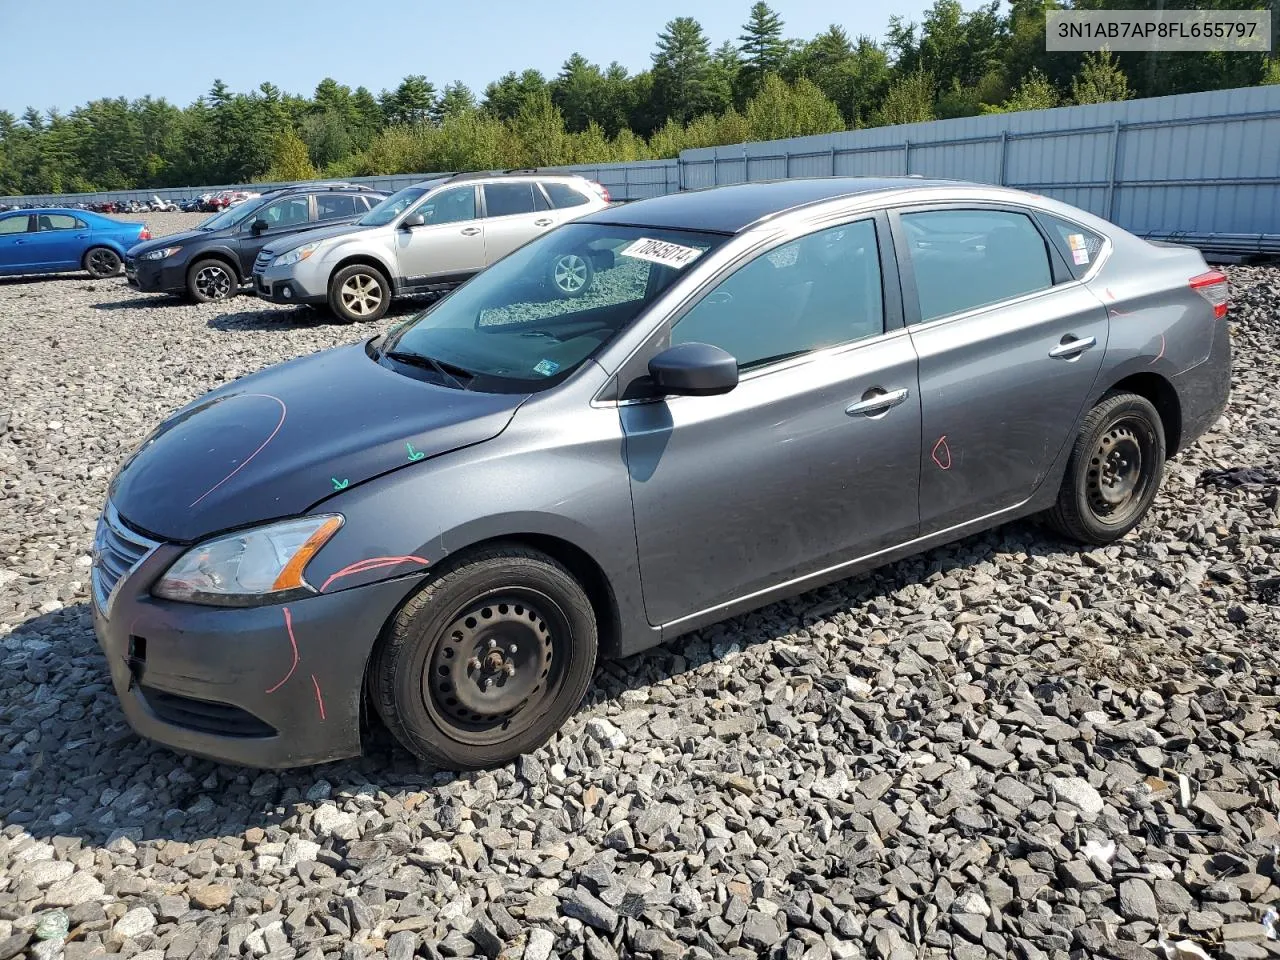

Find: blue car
0;207;151;279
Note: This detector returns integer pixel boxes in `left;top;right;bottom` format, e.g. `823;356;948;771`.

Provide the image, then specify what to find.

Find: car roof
582;177;965;234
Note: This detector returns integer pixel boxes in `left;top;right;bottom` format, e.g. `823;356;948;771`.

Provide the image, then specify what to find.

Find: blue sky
0;0;933;115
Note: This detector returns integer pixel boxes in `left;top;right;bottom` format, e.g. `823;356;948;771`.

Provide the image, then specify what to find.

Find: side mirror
402;213;426;229
250;219;268;235
648;342;738;397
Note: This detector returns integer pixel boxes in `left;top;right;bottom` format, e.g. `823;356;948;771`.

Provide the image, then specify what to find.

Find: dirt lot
1;212;1278;960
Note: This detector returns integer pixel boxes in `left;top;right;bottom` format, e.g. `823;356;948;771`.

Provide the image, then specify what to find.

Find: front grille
253;250;272;275
92;503;160;614
140;686;277;738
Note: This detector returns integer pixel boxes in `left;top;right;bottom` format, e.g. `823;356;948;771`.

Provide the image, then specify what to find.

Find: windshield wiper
385;350;475;390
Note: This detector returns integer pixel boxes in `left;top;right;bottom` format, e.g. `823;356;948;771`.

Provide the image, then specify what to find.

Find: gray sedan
95;177;1230;769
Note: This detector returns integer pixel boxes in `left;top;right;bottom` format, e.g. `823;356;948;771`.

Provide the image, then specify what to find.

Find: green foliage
1070;50;1131;105
0;1;1268;197
265;130;318;182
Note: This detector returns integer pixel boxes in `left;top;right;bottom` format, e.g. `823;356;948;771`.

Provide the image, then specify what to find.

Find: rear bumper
1173;316;1231;452
93;540;417;768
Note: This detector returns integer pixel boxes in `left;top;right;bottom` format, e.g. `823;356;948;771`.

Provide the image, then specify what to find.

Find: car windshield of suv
379;223;727;392
199;194;271;231
359;182;444;227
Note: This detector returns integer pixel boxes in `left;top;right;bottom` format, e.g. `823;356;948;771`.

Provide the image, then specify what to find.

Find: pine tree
432;83;477;124
1070;50;1131;105
737;2;788;102
651;17;715;125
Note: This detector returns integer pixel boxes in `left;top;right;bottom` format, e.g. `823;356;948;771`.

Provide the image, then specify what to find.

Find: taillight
589;180;610;202
1189;270;1229;319
139;228;152;241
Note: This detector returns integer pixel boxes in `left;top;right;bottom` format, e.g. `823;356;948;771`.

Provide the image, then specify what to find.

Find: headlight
152;515;343;606
142;246;182;260
272;242;320;268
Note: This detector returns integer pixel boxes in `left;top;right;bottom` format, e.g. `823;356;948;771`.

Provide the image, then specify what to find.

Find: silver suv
252;170;611;322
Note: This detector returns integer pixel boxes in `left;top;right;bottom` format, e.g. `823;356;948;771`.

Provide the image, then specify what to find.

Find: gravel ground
1;213;1278;960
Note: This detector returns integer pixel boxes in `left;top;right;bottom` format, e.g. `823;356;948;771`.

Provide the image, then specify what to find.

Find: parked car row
86;175;1230;770
0;207;150;278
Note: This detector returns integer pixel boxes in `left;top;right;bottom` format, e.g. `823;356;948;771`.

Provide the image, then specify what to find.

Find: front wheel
187;259;237;302
369;546;598;770
329;264;390;323
84;247;122;279
1046;391;1166;545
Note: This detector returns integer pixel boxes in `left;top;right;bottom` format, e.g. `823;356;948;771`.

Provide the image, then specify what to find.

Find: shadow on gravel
0;517;1073;850
0;273;94;287
93;295;185;310
207;299;431;332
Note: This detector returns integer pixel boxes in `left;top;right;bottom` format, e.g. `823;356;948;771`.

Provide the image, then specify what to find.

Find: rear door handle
1049;335;1096;359
460;226;481;236
534;218;554;227
846;387;909;417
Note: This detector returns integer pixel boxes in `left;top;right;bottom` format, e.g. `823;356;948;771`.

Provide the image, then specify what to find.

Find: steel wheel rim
196;265;232;299
423;588;569;746
552;255;588;293
89;250;119;275
341;274;382;316
1085;418;1155;524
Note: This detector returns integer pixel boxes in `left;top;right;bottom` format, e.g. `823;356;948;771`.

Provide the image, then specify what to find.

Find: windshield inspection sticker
533;359;560;377
620;237;704;269
1067;233;1090;265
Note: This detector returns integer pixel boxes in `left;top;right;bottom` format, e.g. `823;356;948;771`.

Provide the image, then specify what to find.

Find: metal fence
4;84;1278;253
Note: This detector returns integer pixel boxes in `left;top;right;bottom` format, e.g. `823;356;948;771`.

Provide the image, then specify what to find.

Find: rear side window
316;194;357;220
484;182;538;218
543;182;589;208
901;209;1052;322
37;214;82;231
1039;213;1106;278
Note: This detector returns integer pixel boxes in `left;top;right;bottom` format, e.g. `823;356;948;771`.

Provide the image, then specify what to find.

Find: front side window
316;194;357;220
258;196;310;229
0;215;30;235
672;219;885;371
902;209;1052;322
417;187;476;225
358;182;439;226
200;194;270;231
37;214;81;231
483;182;538;218
380;223;726;392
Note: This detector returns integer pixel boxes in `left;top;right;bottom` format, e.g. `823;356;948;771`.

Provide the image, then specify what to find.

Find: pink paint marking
931;435;952;471
319;555;429;593
310;673;327;721
1104;287;1117;301
190;394;288;508
265;606;299;694
1150;333;1166;365
1108;308;1135;318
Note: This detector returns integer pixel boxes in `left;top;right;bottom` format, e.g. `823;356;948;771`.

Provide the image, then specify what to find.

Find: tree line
1;0;1276;195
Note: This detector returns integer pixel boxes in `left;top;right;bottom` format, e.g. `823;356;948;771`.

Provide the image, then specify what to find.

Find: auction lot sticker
621;237;705;269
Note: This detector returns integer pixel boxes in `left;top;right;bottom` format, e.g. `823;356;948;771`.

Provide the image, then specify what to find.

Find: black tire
548;251;594;298
329;264;390;323
369;546;598;770
187;258;237;302
1046;391;1166;545
84;247;122;279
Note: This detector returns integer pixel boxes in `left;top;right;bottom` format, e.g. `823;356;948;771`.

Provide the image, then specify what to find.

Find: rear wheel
329;264;390;323
1046;391;1166;545
369;546;598;770
187;259;236;302
548;252;594;297
84;247;122;279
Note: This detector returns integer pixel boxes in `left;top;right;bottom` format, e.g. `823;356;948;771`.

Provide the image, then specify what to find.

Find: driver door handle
1049;335;1096;359
846;387;909;416
460;226;481;236
534;218;554;227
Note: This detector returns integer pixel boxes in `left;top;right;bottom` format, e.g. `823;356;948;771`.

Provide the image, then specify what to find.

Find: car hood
263;222;377;256
109;341;528;543
127;228;217;257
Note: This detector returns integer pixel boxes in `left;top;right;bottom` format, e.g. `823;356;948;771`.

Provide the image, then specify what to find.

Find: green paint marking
405;442;425;462
331;477;349;491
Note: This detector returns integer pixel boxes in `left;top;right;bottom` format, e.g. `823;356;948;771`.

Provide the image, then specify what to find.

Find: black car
125;183;388;302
